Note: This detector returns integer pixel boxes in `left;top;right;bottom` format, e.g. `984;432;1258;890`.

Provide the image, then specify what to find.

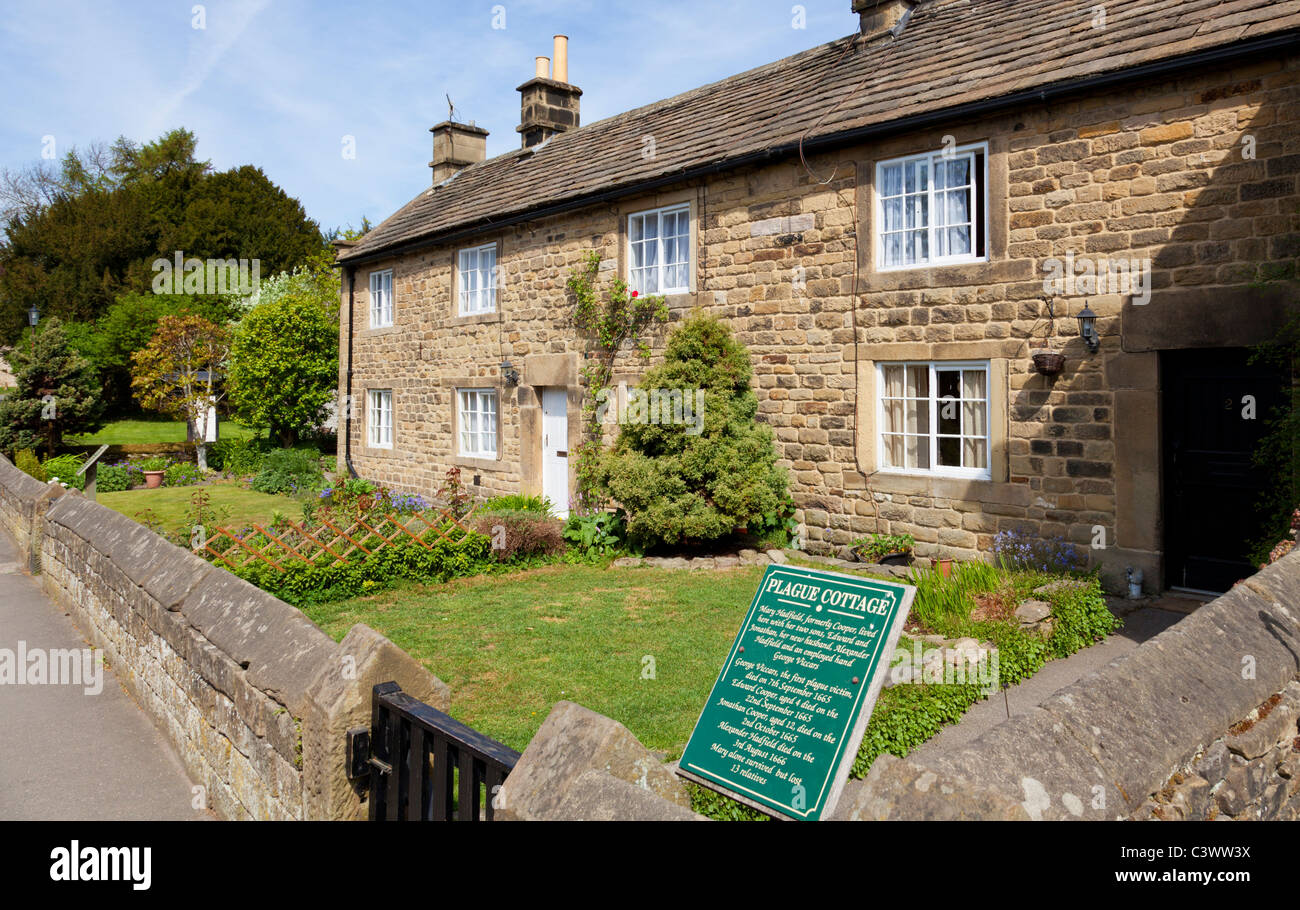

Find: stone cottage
335;0;1300;594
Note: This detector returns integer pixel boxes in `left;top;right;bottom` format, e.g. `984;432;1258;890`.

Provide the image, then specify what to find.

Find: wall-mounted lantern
500;360;520;386
1076;303;1099;354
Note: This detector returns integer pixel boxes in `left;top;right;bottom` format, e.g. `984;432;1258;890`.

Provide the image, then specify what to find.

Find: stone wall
0;453;448;821
341;51;1300;591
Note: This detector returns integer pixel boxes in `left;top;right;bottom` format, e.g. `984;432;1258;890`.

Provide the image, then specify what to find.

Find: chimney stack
853;0;918;39
429;120;489;185
517;35;582;149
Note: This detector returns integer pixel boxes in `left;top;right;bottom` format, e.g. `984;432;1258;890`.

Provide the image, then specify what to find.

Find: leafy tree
0;317;105;455
76;292;236;414
0;128;322;344
594;313;793;549
131;315;232;470
228;293;338;448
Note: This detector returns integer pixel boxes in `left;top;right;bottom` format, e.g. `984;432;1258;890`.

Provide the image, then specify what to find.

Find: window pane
908;398;928;435
964;438;988;470
962;369;986;400
906;194;928;230
883;365;904;397
883;399;903;433
906;435;926;469
937;370;961;400
906;365;928;398
938;436;960;467
883;435;903;468
630;215;644;243
945;189;970;225
963;400;987;438
883;197;903;232
944;226;972;257
881;163;903;197
883;233;902;267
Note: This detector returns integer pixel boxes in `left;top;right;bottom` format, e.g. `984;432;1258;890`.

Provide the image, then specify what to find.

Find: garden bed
296;553;1119;820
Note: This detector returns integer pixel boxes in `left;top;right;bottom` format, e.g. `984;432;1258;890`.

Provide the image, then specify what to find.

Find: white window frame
457;388;499;459
875;142;989;271
367;389;393;450
369;269;393;328
457;243;498;316
628;203;691;296
876;361;992;480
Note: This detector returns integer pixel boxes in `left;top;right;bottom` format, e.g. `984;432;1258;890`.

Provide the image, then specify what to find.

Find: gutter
339;27;1300;268
343;265;358;478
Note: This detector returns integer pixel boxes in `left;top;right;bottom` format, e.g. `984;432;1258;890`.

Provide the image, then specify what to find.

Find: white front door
541;388;570;518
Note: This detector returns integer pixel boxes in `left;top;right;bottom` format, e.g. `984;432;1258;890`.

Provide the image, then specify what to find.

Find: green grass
66;418;257;446
302;564;767;755
97;481;298;532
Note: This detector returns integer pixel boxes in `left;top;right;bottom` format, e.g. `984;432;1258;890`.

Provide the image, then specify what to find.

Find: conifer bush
594;313;793;549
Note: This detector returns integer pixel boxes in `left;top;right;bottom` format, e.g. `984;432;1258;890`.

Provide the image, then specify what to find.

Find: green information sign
677;563;914;820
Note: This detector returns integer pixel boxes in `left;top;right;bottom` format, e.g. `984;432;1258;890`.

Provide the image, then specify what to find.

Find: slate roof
341;0;1300;263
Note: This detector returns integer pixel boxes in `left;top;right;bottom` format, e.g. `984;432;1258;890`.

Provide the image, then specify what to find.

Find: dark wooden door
1162;348;1288;593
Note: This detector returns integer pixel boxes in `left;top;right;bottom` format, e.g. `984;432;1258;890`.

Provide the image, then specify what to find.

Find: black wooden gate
1162;348;1288;593
349;681;520;821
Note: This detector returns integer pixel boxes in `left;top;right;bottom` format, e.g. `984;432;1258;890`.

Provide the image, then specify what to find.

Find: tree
594;313;793;549
228;293;338;448
0;317;105;455
131;315;231;469
0;128;323;344
76;292;237;414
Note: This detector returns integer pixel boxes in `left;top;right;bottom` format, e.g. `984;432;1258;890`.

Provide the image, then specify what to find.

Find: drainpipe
343;265;359;478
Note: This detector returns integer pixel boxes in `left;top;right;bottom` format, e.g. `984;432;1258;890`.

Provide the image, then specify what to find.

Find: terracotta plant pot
143;470;165;489
937;557;954;578
1032;351;1066;376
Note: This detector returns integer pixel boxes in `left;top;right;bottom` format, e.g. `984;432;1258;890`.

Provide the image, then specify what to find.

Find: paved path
913;596;1202;759
0;531;208;820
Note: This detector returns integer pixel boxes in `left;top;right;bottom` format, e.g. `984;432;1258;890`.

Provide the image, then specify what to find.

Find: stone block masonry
0;454;447;820
341;53;1300;593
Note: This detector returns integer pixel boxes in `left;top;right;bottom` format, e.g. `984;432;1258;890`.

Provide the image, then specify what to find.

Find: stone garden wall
0;453;448;821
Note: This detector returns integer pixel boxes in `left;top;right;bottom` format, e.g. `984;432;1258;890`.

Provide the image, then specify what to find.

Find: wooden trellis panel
200;504;479;572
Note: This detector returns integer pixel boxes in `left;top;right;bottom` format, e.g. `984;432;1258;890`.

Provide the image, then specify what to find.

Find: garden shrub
96;463;130;493
594;313;793;549
472;510;565;561
15;449;46;482
481;494;554;515
250;448;323;495
208;436;277;475
42;454;86;490
164;461;202;487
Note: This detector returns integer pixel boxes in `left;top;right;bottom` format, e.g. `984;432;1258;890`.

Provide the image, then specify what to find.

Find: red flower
631;290;639;298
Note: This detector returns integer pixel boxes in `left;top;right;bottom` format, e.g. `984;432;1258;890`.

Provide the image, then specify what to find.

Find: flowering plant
991;528;1086;573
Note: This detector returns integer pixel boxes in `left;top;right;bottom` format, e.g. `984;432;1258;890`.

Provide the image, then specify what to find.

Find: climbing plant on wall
565;250;669;510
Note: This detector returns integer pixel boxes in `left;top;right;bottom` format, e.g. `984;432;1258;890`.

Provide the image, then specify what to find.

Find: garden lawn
66;418;256;445
302;563;767;755
97;481;297;534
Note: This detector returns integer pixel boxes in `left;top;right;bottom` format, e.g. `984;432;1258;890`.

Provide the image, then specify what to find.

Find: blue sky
0;0;855;233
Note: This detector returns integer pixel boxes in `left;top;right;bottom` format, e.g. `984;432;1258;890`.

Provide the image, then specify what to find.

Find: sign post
76;445;110;501
676;563;914;820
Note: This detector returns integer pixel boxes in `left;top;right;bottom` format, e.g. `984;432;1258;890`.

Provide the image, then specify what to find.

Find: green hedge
232;528;495;605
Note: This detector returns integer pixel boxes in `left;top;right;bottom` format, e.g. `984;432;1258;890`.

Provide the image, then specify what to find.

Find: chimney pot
553;35;569;84
535;56;550;80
